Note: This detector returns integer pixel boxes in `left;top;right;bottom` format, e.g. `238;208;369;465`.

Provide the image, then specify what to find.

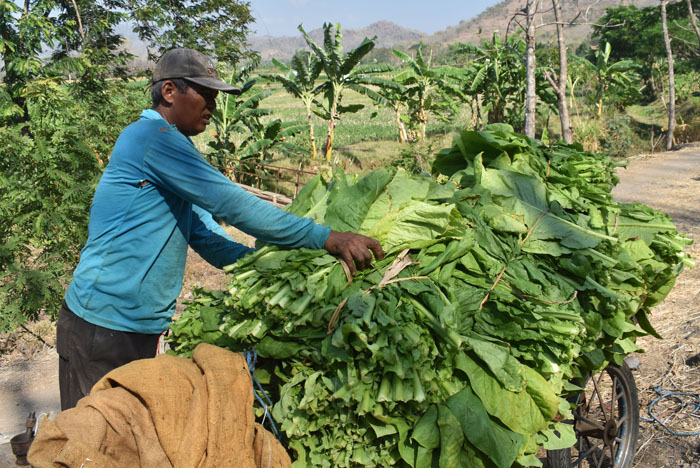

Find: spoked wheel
547;363;639;468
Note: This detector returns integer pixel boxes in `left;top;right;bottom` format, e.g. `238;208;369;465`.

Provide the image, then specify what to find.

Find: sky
247;0;503;37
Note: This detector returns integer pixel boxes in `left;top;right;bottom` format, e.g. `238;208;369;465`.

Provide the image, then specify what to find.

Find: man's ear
161;80;178;105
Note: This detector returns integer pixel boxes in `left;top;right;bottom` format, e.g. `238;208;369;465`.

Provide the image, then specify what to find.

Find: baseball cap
151;48;241;95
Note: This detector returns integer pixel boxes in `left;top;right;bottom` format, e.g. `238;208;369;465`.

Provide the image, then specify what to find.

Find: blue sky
248;0;503;37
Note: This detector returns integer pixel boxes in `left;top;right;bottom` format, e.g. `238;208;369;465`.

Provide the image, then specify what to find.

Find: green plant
571;42;641;116
262;52;324;160
0;123;102;332
456;34;527;128
168;126;692;465
299;22;398;162
600;114;634;158
207;60;308;187
392;43;466;141
390;143;434;175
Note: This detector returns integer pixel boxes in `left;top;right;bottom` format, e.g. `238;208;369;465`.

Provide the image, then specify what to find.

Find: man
57;48;383;410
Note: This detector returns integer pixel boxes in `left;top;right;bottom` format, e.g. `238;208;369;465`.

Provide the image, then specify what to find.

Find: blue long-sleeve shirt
64;109;330;334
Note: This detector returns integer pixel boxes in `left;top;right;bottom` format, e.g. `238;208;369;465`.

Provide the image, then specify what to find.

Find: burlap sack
28;343;291;468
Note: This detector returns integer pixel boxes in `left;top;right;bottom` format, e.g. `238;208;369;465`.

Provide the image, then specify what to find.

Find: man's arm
143;130;383;271
188;205;254;268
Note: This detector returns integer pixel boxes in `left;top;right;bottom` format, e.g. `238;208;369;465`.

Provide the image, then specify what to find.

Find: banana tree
299;22;397;162
262;51;323;160
207;60;307;186
457;34;527;129
571;42;640;116
392;43;467;141
374;83;410;142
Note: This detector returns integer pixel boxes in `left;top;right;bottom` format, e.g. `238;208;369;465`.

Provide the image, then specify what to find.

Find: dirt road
0;146;698;467
610;145;700;468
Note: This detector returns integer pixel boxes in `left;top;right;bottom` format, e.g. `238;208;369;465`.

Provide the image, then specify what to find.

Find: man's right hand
324;231;384;275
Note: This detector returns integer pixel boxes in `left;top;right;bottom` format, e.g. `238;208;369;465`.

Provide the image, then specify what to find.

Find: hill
248;1;662;63
422;0;659;47
249;21;426;63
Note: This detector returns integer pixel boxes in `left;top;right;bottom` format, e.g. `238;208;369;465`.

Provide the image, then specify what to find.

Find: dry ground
0;145;698;467
610;145;700;468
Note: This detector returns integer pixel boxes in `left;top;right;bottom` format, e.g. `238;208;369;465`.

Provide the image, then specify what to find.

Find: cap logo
207;67;216;75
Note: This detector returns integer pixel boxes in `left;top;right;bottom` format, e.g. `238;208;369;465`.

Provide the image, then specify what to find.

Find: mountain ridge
249;0;661;63
249;20;426;62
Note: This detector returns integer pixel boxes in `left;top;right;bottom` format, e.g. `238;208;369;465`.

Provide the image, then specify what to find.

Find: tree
571;42;640;116
299;23;396;162
686;0;700;54
0;0;80;124
457;34;555;133
392;44;466;141
128;0;255;63
661;0;676;150
370;81;410;143
263;52;323;160
593;3;698;98
544;0;573;143
523;0;540;138
207;60;308;184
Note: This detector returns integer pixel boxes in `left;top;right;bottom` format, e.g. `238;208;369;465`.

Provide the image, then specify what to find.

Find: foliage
392;43;467;141
455;34;555;133
389;142;434;175
0;54;148;331
167;125;692;467
206;59;308;186
0;0;75;123
128;0;255;63
599;114;634;159
299;22;400;162
0;0;255;130
262;52;324;160
592;3;700;98
571;42;641;116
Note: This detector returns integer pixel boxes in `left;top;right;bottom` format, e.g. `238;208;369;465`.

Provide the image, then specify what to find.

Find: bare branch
544;68;560;91
70;0;85;40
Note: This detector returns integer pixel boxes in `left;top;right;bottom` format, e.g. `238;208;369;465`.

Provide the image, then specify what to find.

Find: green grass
626;101;667;127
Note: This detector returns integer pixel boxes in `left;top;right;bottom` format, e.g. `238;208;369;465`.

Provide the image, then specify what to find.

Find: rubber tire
547;363;639;468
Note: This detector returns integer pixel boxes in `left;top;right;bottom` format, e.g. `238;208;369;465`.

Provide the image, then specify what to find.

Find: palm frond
339;37;376;76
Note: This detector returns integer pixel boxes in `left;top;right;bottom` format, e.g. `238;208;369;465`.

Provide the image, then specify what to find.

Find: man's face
163;81;219;136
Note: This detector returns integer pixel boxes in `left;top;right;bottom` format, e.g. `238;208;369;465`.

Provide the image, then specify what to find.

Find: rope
640;386;700;436
245;351;283;441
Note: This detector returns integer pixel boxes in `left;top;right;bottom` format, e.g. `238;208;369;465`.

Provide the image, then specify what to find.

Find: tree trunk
324;93;338;162
661;0;676;151
396;108;408;143
418;94;427;140
686;0;700;51
524;0;538;138
552;0;573;143
70;0;85;40
305;102;317;160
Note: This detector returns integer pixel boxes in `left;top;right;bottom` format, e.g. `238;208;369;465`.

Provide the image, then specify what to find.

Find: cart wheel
547;363;639;468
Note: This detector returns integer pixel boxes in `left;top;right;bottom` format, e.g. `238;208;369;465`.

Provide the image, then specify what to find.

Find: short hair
151;78;190;108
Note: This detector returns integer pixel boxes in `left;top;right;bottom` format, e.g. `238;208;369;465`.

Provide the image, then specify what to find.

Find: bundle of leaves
168;124;693;467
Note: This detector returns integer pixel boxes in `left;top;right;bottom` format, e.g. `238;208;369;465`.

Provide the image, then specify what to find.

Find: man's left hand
324;231;384;275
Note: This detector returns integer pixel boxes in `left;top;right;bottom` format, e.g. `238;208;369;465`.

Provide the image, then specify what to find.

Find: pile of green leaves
168;124;693;467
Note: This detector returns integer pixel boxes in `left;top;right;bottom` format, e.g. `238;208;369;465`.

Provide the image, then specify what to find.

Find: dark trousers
56;302;160;410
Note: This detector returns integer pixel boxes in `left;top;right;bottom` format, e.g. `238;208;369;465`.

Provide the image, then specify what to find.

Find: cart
547;362;639;468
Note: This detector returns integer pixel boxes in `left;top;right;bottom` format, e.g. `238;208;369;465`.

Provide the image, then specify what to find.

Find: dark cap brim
184;76;241;95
